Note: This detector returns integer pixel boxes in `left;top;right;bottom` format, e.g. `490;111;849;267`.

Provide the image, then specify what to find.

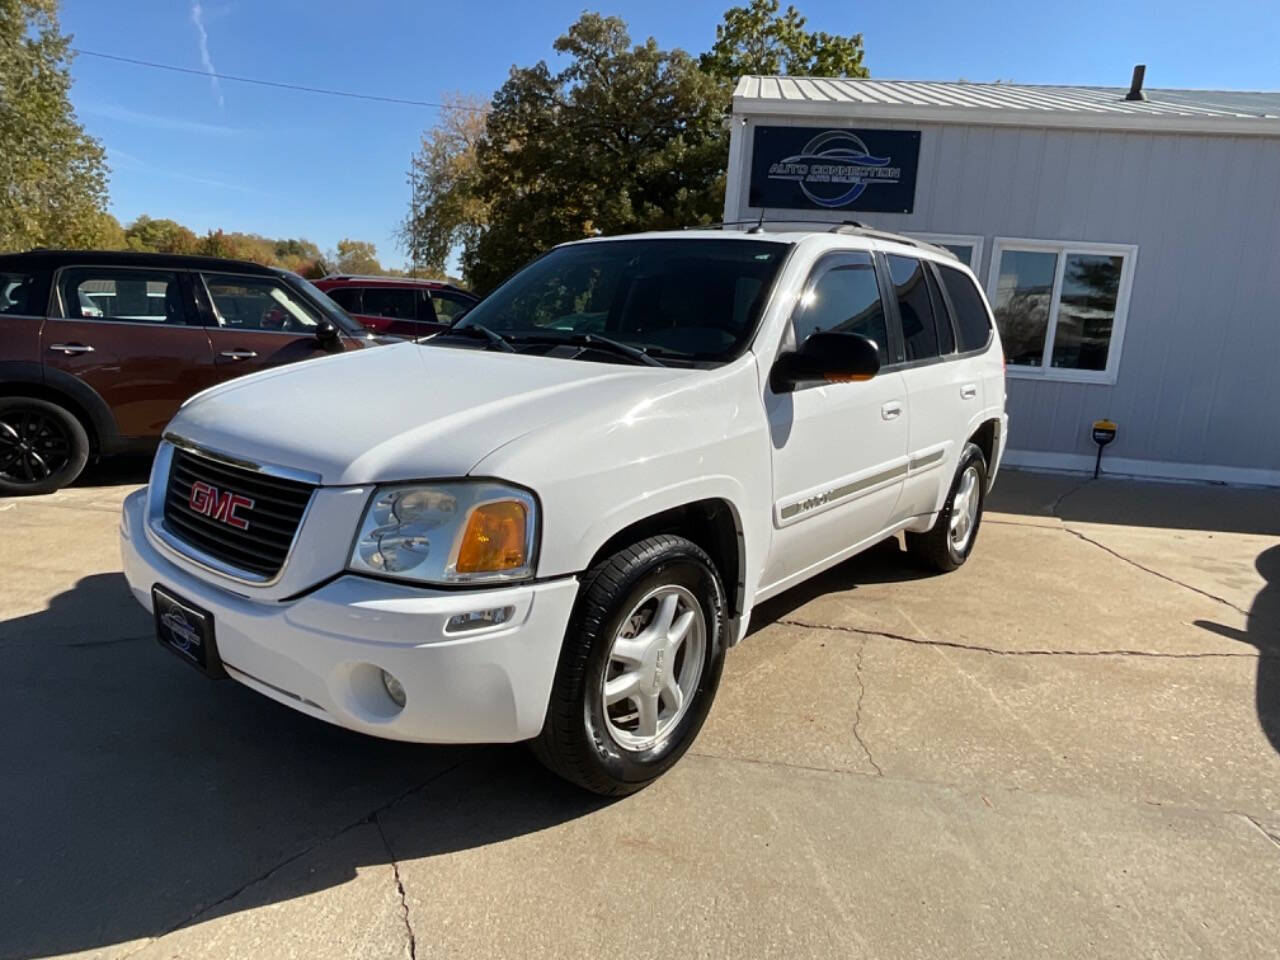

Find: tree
331;238;381;275
463;14;726;292
699;0;867;80
124;215;200;254
401;93;490;277
0;0;115;251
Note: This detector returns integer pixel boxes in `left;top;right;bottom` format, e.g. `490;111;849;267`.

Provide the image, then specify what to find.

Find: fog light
446;605;515;633
380;669;406;708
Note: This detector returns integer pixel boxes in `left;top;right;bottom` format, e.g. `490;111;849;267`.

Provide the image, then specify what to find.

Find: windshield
453;238;791;363
281;273;368;337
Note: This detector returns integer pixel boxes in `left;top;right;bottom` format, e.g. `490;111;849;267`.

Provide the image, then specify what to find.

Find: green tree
124;215;200;254
0;0;115;251
331;238;382;275
699;0;867;80
464;14;726;292
401;92;490;277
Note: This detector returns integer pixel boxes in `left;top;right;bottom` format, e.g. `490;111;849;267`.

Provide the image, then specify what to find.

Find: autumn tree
401;93;490;277
124;215;200;254
699;0;868;80
331;238;382;275
0;0;115;251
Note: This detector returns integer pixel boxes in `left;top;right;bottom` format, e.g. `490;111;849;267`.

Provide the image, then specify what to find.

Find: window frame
986;238;1138;385
907;233;984;272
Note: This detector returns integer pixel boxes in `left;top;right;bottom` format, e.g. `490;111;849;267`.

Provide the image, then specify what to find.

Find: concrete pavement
1;464;1277;959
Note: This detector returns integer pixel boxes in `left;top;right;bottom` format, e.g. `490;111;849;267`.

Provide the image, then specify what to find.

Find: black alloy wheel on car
0;398;91;496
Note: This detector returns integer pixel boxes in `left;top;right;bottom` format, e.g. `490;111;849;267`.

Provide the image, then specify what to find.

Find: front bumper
120;488;579;743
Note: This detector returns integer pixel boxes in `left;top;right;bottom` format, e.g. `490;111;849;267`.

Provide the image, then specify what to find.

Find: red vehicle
0;250;376;495
312;275;478;338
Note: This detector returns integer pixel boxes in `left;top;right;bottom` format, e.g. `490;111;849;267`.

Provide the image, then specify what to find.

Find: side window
203;274;321;331
925;266;956;354
58;268;189;325
430;291;473;324
326;287;362;312
886;255;940;362
937;265;993;353
794;253;889;358
0;271;38;316
361;287;417;321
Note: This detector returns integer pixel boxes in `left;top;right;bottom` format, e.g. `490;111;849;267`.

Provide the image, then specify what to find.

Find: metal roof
733;76;1280;136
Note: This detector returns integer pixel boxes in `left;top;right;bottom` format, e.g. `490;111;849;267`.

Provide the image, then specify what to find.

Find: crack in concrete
116;760;468;959
1062;526;1260;620
374;815;417;960
850;635;882;776
1048;476;1094;515
1242;814;1280;854
777;617;1268;661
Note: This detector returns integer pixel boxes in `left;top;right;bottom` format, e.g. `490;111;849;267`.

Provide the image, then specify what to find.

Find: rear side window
430;291;473;324
886;255;940;361
326;287;362;312
0;271;38;315
58;268;190;325
937;265;993;353
361;287;417;320
794;253;889;358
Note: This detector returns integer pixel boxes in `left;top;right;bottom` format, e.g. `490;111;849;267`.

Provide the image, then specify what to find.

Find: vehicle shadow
72;451;154;488
1195;544;1280;757
0;573;611;959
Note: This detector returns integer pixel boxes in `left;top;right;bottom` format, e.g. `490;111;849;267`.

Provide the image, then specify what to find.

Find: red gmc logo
188;481;255;530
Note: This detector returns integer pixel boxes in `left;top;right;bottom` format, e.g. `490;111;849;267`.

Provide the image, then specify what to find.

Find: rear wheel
0;398;90;496
532;535;727;795
905;442;987;572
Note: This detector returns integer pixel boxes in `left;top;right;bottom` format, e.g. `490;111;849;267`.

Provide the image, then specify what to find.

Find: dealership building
724;73;1280;486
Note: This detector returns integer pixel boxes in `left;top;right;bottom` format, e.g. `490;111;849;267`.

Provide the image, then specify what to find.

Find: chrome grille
163;448;314;579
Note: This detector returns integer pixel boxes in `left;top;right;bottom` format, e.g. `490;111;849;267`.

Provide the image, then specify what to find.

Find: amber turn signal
455;500;528;573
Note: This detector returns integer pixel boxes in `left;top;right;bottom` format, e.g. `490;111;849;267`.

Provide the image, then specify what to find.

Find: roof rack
686;219;957;259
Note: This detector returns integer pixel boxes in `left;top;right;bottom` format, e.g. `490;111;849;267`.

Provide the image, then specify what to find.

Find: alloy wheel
0;408;72;486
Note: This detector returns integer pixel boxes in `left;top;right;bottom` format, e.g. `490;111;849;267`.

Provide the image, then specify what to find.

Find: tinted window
59;268;189;325
0;271;37;316
1052;253;1122;371
456;239;790;362
327;288;362;312
991;249;1056;366
887;255;939;361
794;253;888;358
937;265;993;353
361;287;417;320
204;274;321;331
926;267;955;354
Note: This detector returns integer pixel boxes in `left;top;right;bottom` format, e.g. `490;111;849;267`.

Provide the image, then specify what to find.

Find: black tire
905;442;988;573
0;397;90;496
532;535;727;796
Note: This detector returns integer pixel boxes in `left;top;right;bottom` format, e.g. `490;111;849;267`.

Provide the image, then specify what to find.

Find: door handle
960;384;978;400
49;343;94;356
881;400;904;420
219;350;259;360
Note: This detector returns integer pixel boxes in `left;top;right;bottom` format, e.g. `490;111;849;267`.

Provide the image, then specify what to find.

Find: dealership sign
749;126;921;213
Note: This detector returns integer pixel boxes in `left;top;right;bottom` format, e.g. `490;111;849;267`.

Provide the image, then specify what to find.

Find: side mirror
770;331;881;394
314;319;342;351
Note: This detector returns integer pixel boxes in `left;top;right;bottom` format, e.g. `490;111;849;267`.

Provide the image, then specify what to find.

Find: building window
908;233;983;272
987;239;1137;384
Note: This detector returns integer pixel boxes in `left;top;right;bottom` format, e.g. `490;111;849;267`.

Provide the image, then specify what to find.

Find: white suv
120;226;1006;794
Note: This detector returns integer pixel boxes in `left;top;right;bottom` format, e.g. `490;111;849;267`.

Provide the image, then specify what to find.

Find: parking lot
2;463;1278;959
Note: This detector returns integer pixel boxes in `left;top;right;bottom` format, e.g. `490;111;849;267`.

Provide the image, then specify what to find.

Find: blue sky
64;0;1279;268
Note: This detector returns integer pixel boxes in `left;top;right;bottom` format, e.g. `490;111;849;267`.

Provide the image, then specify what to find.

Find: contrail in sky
190;2;224;108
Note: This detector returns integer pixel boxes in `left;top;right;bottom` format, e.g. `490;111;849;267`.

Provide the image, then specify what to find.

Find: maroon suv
0;250;375;495
312;275;477;338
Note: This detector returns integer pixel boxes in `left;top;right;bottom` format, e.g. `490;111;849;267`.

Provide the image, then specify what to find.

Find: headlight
348;481;538;584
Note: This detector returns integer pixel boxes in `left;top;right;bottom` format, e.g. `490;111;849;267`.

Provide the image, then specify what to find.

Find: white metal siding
725;112;1280;482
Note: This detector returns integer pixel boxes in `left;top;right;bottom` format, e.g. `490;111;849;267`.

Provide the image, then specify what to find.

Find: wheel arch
966;418;1001;484
0;363;117;454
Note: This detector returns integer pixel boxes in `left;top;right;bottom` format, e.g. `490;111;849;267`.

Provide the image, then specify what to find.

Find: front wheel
905;442;988;572
532;535;727;795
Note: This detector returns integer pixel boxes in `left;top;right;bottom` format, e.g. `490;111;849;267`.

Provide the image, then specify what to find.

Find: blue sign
749;126;921;213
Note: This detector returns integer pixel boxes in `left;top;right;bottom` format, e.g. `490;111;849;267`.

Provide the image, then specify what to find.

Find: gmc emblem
188;481;254;530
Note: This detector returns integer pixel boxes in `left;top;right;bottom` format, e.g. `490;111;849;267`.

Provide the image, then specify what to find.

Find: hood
168;341;694;484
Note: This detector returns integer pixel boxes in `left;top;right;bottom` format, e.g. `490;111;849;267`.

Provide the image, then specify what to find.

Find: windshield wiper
517;331;666;367
444;323;515;352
